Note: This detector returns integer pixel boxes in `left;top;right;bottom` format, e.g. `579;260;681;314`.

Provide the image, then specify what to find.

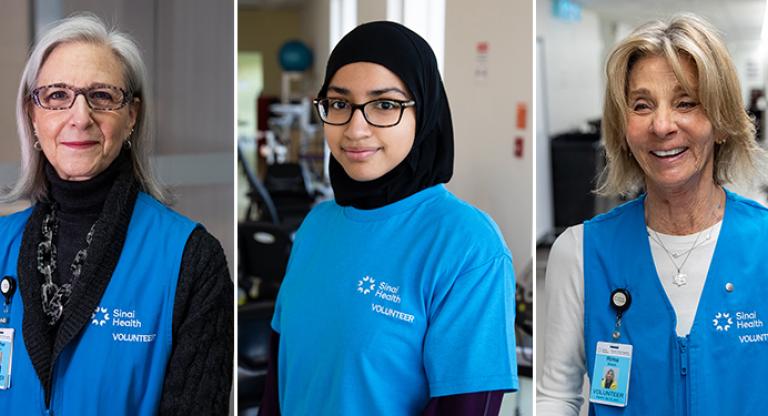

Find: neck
644;179;724;235
45;151;128;221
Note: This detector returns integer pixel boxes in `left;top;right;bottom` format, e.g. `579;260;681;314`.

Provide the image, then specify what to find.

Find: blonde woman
538;14;768;415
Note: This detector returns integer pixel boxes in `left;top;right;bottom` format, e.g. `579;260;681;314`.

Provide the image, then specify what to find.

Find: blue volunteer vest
584;189;768;415
0;192;196;415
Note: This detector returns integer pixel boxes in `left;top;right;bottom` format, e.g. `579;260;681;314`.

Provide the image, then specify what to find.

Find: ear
127;97;140;131
715;131;727;145
28;101;38;132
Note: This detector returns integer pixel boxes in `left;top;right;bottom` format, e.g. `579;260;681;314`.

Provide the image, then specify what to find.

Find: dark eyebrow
327;86;350;96
326;85;409;99
369;87;408;98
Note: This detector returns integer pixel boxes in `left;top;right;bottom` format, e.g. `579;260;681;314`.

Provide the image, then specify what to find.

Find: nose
343;107;372;140
650;105;677;138
68;94;93;129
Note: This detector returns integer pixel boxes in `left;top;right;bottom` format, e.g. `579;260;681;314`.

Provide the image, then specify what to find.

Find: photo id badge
589;341;632;407
0;328;13;390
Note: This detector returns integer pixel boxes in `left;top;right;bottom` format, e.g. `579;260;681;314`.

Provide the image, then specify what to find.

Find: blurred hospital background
536;1;768;414
236;0;533;414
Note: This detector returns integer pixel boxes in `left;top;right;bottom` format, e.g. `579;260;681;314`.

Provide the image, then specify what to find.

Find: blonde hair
598;13;766;196
2;13;169;204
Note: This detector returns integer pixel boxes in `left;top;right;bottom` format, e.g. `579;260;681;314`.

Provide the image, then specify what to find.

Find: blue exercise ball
279;40;313;72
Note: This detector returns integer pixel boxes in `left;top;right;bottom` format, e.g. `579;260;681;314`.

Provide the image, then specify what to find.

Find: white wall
537;0;603;135
536;38;554;241
445;0;533;277
442;2;535;413
0;1;29;164
728;41;763;107
357;0;386;25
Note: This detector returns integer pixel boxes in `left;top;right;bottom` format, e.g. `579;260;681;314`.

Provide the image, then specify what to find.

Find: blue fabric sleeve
424;255;518;397
270;214;309;334
270;301;282;333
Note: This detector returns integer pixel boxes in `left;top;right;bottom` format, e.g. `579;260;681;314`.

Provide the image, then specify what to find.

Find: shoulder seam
457;252;513;278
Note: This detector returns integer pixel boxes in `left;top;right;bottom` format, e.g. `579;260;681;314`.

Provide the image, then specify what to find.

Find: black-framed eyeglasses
31;83;134;111
313;98;416;127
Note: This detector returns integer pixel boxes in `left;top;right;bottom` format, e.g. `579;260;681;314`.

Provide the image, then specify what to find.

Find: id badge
589;341;632;407
0;328;13;390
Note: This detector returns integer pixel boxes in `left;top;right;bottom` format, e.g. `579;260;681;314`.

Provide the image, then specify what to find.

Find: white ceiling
577;0;765;44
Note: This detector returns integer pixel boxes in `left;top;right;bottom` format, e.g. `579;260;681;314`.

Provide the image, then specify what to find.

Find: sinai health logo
712;312;732;331
356;275;402;304
356;275;414;324
713;310;768;344
90;305;157;343
91;306;110;326
357;276;376;295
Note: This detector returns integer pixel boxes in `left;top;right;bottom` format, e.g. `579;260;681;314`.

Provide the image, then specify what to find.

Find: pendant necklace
647;195;722;288
649;229;703;287
37;204;97;325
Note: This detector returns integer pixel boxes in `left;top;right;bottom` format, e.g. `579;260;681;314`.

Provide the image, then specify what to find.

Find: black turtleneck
45;154;120;286
20;151;233;415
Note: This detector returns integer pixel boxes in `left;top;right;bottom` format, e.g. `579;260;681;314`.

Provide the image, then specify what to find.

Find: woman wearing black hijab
259;21;518;415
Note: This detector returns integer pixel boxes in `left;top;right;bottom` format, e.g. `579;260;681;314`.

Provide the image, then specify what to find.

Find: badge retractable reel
610;288;631;339
1;276;16;322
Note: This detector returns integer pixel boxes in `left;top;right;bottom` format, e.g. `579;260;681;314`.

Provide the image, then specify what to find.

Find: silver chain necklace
37;204;97;325
646;193;722;288
648;229;704;287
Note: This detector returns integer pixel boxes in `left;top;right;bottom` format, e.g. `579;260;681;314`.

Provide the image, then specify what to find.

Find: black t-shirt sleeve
258;330;281;415
422;391;504;415
159;227;234;415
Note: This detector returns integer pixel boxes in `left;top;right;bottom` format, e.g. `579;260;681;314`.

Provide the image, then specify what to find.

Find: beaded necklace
37;204;97;325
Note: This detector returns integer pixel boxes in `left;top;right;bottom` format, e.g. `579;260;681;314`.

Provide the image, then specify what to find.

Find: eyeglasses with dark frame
31;83;135;111
313;98;416;127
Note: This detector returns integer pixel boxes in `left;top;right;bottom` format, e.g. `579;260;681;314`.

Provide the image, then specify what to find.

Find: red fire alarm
514;137;524;158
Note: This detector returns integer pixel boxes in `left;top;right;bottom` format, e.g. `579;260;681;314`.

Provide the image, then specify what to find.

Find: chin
346;170;381;182
56;164;100;181
339;163;385;182
648;172;703;191
340;160;396;182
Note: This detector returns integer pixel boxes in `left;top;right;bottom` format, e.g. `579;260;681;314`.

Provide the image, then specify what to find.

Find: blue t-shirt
272;184;518;415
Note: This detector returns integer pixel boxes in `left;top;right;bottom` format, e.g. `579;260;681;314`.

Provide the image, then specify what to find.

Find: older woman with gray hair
538;14;768;415
0;14;232;415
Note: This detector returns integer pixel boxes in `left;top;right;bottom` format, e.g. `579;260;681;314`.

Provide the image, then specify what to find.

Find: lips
60;140;99;149
342;146;380;161
651;147;687;158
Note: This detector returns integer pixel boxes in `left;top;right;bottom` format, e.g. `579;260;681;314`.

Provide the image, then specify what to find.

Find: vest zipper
44;360;59;416
678;337;689;416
